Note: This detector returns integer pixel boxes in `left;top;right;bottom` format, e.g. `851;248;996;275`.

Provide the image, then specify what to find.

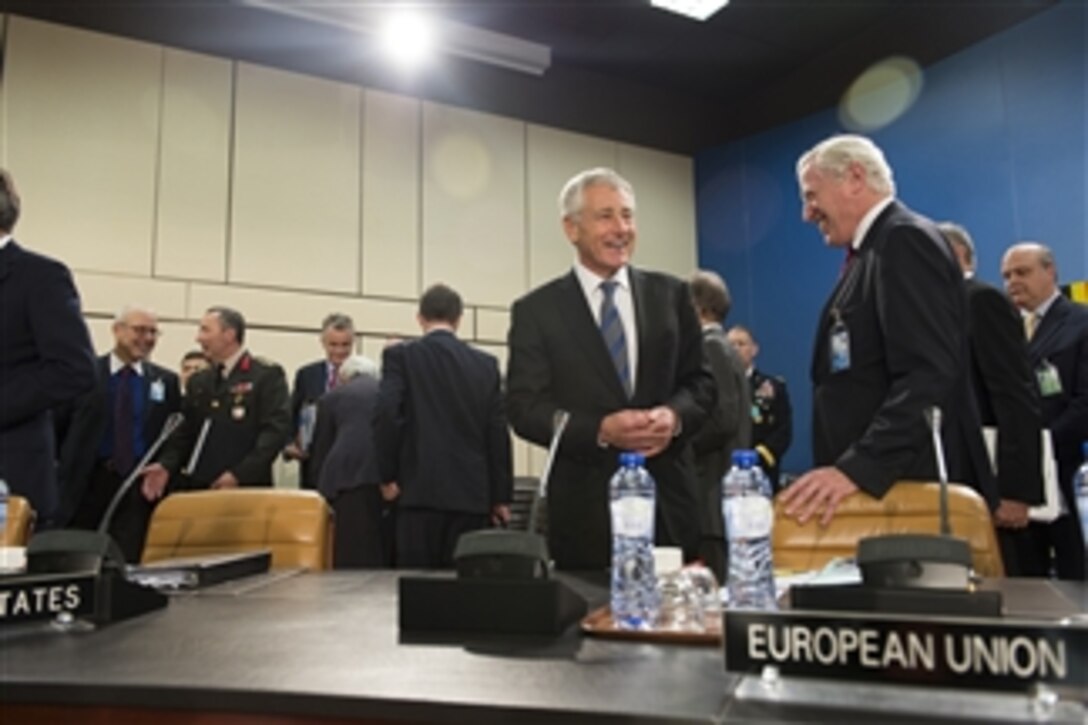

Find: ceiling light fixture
237;0;552;76
650;0;730;22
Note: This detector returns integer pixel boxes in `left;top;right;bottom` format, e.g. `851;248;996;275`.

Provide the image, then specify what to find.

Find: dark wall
695;2;1087;475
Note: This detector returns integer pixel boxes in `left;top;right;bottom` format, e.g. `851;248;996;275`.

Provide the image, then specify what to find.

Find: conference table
1;571;1085;723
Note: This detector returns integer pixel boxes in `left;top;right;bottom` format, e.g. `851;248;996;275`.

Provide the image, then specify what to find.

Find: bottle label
611;497;654;538
726;495;773;538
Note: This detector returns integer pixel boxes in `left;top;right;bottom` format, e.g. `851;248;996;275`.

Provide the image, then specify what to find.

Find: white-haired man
781;135;997;526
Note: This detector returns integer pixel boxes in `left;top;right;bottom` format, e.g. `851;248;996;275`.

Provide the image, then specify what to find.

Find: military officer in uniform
726;324;793;492
143;307;290;496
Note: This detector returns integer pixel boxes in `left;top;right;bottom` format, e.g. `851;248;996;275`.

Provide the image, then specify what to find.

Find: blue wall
695;2;1087;474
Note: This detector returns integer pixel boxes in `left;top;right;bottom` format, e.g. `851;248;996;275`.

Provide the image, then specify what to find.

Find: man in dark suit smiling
782;136;996;526
0;168;96;524
506;168;714;570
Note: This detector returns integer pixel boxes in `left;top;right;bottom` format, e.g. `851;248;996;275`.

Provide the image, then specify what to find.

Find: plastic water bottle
723;449;777;610
0;479;8;542
610;452;659;629
1075;442;1088;562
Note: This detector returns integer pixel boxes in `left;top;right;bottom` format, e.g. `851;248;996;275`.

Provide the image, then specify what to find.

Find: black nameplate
724;609;1088;692
0;572;96;624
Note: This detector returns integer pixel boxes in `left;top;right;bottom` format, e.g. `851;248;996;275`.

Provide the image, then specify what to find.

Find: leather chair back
773;481;1004;577
141;489;333;570
2;496;36;546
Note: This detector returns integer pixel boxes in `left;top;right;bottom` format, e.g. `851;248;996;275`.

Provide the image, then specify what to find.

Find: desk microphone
98;412;185;536
26;412;184;575
855;406;972;589
528;410;570;536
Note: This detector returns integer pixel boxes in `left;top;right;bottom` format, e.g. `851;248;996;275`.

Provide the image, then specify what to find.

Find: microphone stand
528;410;570;536
27;413;185;575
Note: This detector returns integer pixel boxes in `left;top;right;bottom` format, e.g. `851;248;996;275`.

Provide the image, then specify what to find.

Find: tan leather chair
141;489;333;570
2;496;36;546
773;481;1005;577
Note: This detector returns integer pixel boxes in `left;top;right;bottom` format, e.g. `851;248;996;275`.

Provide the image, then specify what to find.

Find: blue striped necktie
599;280;632;397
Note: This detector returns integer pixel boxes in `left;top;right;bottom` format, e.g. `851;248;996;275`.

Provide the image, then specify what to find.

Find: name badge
829;312;851;373
149;379;166;403
1036;360;1062;397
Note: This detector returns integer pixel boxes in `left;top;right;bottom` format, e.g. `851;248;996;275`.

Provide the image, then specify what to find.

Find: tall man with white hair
57;305;181;561
506;167;715;570
781;135;997;526
1002;242;1088;580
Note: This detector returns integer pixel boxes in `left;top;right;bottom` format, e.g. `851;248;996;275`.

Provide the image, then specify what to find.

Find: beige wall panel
0;15;7;163
616;144;696;278
422;103;525;308
361;89;420;298
526;125;617;288
244;328;325;383
475;308;510;345
155;49;232;282
512;437;532;479
187;283;419;339
3;18;161;274
231;63;361;293
73;271;188;319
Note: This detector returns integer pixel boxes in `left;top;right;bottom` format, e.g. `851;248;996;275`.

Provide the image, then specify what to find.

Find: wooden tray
580;605;723;646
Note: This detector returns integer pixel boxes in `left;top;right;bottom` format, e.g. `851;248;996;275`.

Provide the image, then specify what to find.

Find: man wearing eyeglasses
56;305;181;561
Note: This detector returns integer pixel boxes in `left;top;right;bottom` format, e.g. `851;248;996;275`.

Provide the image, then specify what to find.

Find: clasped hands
598;406;678;458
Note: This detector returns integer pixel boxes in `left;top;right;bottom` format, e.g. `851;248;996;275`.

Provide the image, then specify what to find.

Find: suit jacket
506;267;716;570
55;355;182;524
158;351;291;488
749;368;792;490
309;374;382;501
289;359;331;488
964;278;1043;504
810;201;998;507
0;241;96;520
1027;294;1088;498
374;330;512;515
690;324;749;540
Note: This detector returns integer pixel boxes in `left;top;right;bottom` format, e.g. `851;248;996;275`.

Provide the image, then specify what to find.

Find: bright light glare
650;0;730;22
381;11;433;68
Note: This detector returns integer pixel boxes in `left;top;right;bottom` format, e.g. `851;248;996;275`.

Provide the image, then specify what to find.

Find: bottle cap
731;449;758;468
618;451;645;467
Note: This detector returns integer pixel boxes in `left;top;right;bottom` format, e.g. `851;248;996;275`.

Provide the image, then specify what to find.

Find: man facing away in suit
1002;242;1088;580
374;284;512;569
144;307;291;497
939;223;1044;576
506;167;715;571
57;305;182;561
726;324;793;493
285;313;356;489
310;355;390;569
688;269;750;583
0;167;96;525
781;135;998;526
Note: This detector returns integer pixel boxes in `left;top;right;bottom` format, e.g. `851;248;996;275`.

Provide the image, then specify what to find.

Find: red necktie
839;247;858;279
327;364;339;391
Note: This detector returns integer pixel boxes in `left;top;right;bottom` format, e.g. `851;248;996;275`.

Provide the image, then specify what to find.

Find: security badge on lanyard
829;308;851;373
1036;359;1062;397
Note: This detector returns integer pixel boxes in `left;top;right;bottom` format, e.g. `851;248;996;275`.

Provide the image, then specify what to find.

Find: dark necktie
113;366;135;476
599;280;632;397
327;364;339;391
839;247;859;279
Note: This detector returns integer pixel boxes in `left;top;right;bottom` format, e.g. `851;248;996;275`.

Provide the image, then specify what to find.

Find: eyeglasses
126;325;161;338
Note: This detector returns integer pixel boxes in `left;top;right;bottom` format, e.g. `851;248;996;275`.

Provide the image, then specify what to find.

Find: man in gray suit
689;270;750;582
309;355;389;568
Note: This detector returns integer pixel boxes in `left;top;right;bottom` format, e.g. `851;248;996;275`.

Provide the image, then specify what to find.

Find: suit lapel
0;241;14;282
630;267;649;400
557;272;628;401
1030;296;1068;356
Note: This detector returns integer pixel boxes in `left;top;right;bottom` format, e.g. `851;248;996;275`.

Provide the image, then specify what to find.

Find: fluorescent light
651;0;730;22
380;11;434;69
237;0;551;76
